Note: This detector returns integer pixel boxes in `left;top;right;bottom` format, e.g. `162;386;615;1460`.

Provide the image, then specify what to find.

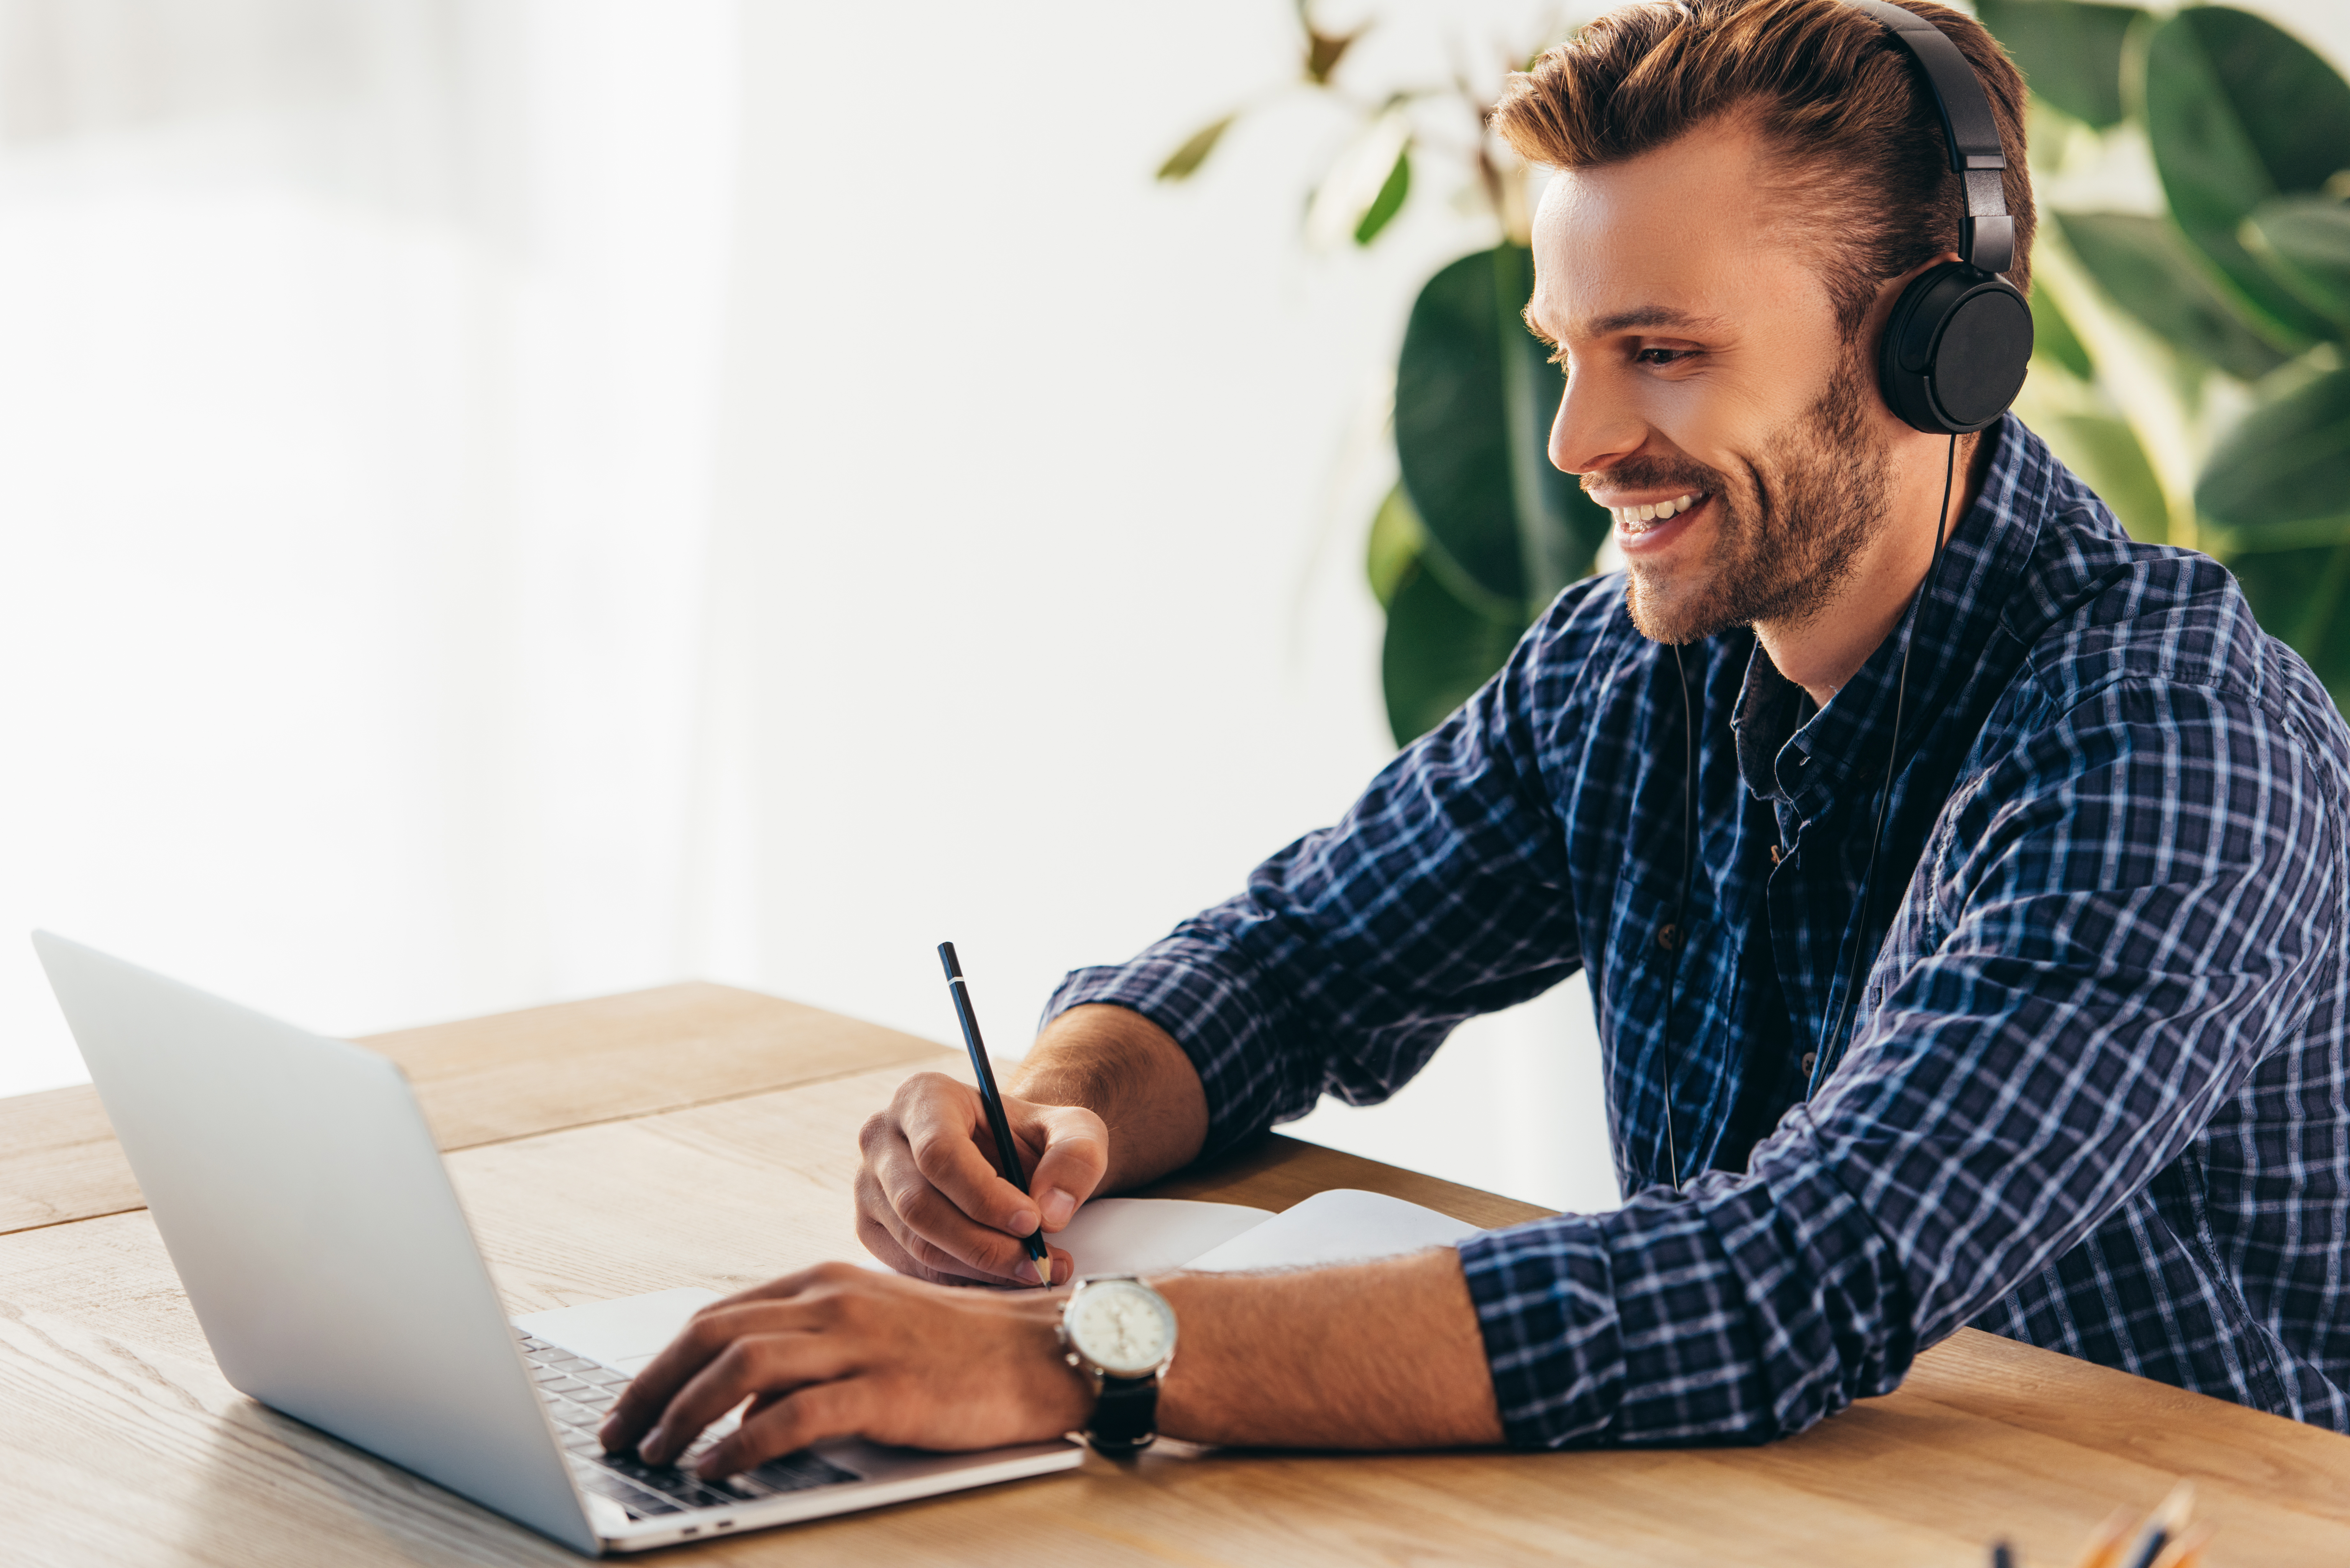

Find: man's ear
1859;252;1963;372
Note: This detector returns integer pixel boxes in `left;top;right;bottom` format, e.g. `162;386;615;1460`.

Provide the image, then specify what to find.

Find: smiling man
602;0;2350;1474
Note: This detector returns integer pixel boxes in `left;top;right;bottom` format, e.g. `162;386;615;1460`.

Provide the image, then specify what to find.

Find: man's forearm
1012;1003;1209;1194
1149;1248;1504;1448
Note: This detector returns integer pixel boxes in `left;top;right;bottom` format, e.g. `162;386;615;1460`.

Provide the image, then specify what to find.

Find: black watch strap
1086;1373;1160;1456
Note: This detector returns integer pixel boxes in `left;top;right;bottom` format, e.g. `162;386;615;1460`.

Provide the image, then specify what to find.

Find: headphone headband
1843;0;2014;273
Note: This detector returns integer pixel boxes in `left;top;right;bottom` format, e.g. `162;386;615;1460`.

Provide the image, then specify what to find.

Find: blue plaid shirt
1046;418;2350;1446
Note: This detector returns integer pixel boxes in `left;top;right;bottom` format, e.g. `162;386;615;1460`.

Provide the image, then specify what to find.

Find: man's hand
853;1004;1210;1287
600;1247;1503;1469
597;1263;1088;1477
853;1071;1107;1287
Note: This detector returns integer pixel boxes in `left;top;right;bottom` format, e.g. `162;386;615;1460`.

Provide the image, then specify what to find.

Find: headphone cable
1660;641;1695;1192
1817;429;1960;1076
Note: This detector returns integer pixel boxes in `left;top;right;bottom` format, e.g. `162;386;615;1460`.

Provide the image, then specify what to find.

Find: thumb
1008;1098;1108;1233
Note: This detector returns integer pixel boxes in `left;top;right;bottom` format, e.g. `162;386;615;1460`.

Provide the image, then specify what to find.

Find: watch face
1066;1279;1177;1378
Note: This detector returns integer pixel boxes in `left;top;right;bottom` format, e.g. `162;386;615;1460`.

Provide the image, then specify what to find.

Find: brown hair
1493;0;2035;335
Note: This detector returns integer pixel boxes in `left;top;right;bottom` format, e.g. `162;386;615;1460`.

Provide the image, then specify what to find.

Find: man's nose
1548;366;1645;478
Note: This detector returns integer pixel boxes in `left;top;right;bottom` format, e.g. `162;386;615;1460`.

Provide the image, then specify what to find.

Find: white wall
2;0;2341;1220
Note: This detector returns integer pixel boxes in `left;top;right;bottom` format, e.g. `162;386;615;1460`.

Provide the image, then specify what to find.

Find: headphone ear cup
1876;262;2034;435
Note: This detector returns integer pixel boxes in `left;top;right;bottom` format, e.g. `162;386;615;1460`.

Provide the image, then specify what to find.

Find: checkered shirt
1045;416;2350;1446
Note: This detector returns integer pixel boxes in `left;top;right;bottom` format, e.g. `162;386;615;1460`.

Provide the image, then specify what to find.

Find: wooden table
5;984;2346;1566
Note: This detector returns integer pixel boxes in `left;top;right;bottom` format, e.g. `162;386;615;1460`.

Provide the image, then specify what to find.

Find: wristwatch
1057;1275;1178;1456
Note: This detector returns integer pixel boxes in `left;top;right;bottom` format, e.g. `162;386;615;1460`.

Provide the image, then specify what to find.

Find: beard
1605;352;1895;646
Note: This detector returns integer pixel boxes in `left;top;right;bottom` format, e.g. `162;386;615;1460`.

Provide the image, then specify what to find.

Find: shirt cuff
1457;1215;1625;1448
1041;929;1307;1160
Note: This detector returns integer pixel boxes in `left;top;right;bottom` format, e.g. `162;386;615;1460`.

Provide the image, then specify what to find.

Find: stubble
1611;353;1894;646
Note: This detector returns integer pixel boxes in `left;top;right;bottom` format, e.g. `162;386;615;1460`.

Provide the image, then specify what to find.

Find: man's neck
1755;431;1988;708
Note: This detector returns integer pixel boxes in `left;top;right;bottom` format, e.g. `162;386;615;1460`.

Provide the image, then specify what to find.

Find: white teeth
1608;493;1701;527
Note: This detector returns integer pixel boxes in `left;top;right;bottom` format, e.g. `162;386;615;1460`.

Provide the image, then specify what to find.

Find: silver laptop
32;932;1082;1556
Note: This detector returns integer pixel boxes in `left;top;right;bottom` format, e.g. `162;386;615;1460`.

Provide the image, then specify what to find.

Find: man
602;0;2350;1476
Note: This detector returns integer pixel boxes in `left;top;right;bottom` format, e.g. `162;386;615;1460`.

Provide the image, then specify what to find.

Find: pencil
2123;1482;2196;1568
937;942;1054;1288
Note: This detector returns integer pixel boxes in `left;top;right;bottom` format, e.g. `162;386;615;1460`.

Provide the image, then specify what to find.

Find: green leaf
2195;367;2350;530
2029;279;2094;381
2041;413;2171;542
2227;539;2350;716
2053;210;2288;380
1353;147;1410;246
1394;245;1606;614
1156;114;1236;182
1303;25;1364;86
2243;196;2350;330
1975;0;2146;130
1366;483;1425;609
2142;8;2350;347
1380;559;1525;745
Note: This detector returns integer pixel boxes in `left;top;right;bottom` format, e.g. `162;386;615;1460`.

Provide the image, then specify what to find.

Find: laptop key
598;1455;739;1510
744;1451;860;1494
578;1467;682;1517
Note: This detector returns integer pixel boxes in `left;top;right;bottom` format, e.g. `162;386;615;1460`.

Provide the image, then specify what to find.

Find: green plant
1986;0;2350;712
1164;2;2350;741
1158;5;1604;744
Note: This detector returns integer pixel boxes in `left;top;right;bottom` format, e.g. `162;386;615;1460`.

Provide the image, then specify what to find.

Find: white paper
1053;1197;1273;1277
513;1285;723;1374
1182;1188;1482;1273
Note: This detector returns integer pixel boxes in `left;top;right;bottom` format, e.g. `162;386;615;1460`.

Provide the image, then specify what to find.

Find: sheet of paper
1053;1197;1274;1277
1183;1188;1482;1273
513;1286;723;1374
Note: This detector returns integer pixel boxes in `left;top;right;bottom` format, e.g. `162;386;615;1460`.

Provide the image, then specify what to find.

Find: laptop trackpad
512;1286;722;1376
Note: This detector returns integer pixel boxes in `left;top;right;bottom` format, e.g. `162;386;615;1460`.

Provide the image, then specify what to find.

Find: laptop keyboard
514;1329;858;1520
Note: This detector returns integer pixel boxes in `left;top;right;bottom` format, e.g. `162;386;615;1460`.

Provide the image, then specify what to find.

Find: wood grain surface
0;982;948;1236
5;989;2346;1567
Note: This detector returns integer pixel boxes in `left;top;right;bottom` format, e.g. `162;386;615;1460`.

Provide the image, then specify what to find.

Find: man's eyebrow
1520;302;1728;346
1584;305;1724;336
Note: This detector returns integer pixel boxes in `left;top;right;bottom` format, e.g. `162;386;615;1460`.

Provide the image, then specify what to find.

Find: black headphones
1850;0;2033;434
1650;1;2028;1190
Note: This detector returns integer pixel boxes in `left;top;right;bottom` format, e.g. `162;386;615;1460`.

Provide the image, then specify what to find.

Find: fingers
599;1284;832;1457
638;1325;851;1468
1019;1102;1109;1233
852;1072;1110;1286
697;1379;868;1478
870;1147;1040;1283
854;1167;1008;1286
856;1076;1039;1283
898;1078;1040;1237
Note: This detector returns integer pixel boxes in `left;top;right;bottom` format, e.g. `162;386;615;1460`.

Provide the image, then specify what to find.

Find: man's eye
1635;348;1694;366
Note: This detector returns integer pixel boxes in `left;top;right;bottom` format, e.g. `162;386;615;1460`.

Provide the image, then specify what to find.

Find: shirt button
1655;923;1682;952
1801;1051;1818;1075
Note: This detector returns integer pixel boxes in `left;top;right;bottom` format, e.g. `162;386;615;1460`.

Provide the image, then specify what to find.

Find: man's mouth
1606;492;1705;536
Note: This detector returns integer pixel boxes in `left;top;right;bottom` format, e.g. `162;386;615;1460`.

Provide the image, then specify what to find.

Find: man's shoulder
1994;448;2347;763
